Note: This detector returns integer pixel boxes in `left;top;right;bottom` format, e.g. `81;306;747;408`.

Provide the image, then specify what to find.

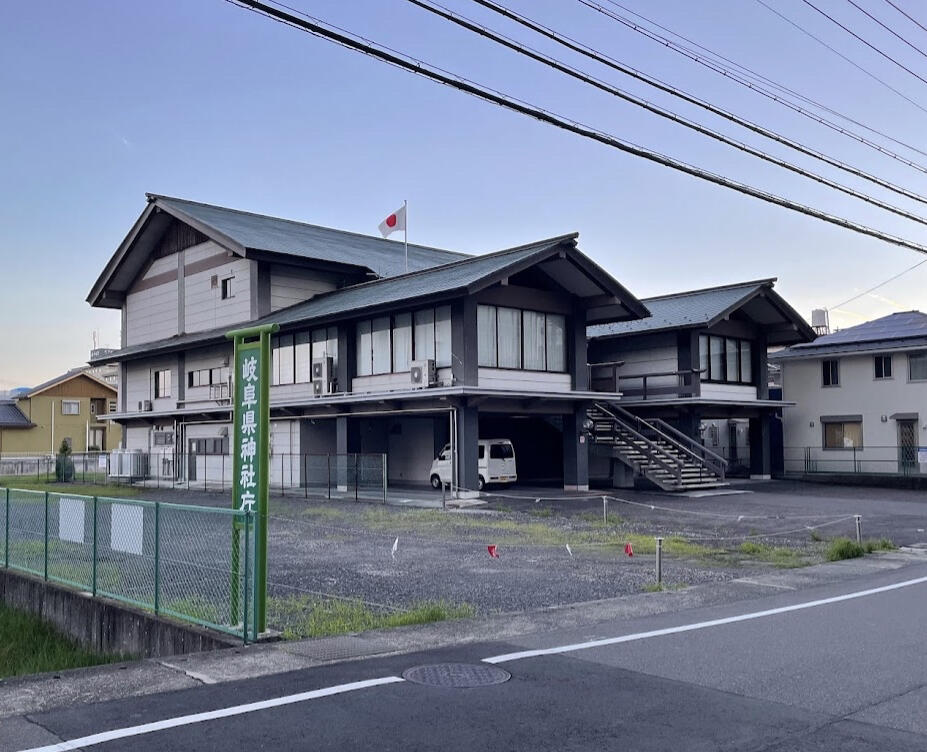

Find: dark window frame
698;334;755;385
908;351;927;382
355;305;452;377
822;359;840;387
822;420;863;450
220;276;234;300
477;304;569;374
154;369;172;399
272;326;338;385
874;354;893;380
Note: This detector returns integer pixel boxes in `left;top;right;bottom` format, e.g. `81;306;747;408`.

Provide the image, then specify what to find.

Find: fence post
43;491;49;580
4;487;9;569
281;453;285;498
382;453;387;504
154;502;161;614
327;455;331;500
656;537;663;584
92;496;98;596
354;453;359;502
855;514;862;544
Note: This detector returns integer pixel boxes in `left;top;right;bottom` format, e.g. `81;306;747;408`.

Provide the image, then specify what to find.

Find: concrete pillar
749;414;771;479
456;403;479;495
563;405;590;491
451;299;478;387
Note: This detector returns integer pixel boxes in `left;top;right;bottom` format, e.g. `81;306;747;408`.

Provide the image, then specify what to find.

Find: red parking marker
487;544;499;558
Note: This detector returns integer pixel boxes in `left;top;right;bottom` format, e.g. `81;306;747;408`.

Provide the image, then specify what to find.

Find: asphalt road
15;559;927;751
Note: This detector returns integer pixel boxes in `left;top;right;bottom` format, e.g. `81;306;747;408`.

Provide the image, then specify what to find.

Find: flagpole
404;199;408;274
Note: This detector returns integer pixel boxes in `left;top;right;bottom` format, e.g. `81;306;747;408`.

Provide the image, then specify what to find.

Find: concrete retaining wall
784;472;927;491
0;569;238;658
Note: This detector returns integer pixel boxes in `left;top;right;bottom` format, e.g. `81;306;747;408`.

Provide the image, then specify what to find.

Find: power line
882;0;927;35
843;0;927;62
829;258;927;310
223;0;927;256
753;0;927;119
578;0;927;173
461;0;927;211
609;0;927;141
801;0;927;88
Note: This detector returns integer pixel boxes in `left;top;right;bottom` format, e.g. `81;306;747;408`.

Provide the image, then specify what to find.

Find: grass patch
267;596;475;640
738;541;808;568
641;582;688;593
827;537;897;561
164;596;222;624
0;480;139;497
0;603;127;679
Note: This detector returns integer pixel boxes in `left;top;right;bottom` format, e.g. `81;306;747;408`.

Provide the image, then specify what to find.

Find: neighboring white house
772;311;927;475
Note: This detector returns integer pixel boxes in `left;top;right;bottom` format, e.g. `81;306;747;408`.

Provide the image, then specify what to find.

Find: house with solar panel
87;194;812;494
771;311;927;477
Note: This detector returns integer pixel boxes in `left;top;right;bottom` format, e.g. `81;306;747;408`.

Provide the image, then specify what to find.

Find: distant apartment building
772;311;927;475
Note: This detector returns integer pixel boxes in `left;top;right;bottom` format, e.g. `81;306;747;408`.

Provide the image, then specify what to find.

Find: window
189;367;230;389
90;398;106;416
108;400;117;413
478;305;497;367
822;359;839;387
355;307;453;377
61;400;80;415
489;443;514;459
909;352;927;381
154;370;171;398
874;354;893;379
189;437;230;455
699;335;754;384
221;277;233;299
477;305;567;372
823;420;863;449
153;432;174;446
274;327;338;384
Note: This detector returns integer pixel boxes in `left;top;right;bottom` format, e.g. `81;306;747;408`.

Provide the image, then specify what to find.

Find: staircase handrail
591;402;683;484
599;402;722;480
650;417;728;480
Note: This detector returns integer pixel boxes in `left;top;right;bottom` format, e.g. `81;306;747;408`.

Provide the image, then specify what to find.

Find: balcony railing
588;363;703;400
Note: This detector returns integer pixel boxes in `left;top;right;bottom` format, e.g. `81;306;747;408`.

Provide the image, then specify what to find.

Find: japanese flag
378;205;406;238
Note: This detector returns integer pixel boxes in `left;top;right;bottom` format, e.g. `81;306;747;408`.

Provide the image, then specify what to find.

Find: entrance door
898;420;918;474
188;438;200;481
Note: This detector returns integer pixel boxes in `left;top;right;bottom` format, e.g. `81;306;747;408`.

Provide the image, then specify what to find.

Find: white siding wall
477;369;572;392
126;281;178;346
699;384;758;400
184;245;251;333
351;368;453;394
269;265;337;311
781;353;927;473
183;422;231;485
124;356;178;412
615;339;678;392
387;418;436;484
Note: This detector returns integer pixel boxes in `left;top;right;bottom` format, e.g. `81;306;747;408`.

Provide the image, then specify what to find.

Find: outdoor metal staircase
588;402;728;492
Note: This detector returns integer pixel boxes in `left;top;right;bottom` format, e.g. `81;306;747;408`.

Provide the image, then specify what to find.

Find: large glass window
909;352;927;381
497;307;522;369
477;305;567;372
272;327;339;385
295;331;312;384
435;306;452;368
277;333;295;385
371;316;392;374
523;311;546;371
392;312;412;373
356;320;372;377
823;421;863;449
478;305;497;367
700;335;755;384
546;314;566;372
414;309;435;362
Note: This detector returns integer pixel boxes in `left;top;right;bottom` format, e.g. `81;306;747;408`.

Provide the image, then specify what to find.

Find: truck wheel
430;474;442;489
478;475;485;492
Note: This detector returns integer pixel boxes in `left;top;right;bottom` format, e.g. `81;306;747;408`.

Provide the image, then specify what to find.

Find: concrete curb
0;551;920;719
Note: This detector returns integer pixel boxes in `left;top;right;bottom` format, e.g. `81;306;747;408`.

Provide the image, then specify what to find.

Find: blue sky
2;0;926;388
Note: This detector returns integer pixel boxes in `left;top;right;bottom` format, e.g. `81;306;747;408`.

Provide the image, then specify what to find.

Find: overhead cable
579;0;927;171
225;0;927;256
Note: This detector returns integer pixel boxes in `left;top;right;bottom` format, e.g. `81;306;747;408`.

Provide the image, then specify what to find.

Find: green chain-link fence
1;487;256;641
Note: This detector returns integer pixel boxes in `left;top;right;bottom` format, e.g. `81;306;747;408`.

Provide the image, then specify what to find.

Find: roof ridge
256;233;579;322
147;193;469;258
642;277;777;302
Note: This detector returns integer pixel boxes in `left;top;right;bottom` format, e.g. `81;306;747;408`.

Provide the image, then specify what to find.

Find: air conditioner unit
143;400;153;412
311;356;335;396
410;359;437;388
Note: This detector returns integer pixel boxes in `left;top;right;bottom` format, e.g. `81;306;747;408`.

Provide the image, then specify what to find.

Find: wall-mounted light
809;421;815;428
881;415;888;423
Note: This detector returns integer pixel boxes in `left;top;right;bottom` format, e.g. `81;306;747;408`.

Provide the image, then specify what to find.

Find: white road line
483;574;927;664
18;676;405;752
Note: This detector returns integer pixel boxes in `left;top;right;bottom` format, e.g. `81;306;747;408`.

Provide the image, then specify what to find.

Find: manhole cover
402;662;511;688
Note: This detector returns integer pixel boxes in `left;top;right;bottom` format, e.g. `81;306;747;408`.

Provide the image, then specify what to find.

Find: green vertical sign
226;323;278;635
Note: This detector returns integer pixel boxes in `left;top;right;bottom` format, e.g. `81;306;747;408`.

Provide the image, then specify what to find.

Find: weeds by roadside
826;537;896;561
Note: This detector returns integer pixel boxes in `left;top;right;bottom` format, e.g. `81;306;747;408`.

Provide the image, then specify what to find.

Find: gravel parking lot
118;478;927;627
